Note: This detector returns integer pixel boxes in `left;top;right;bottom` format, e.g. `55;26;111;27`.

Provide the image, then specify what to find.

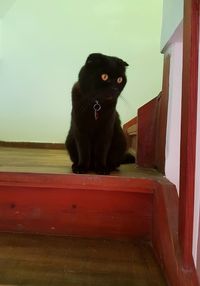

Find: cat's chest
73;105;116;132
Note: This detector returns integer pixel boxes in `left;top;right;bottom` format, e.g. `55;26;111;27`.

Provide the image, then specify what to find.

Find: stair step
0;172;154;239
0;146;162;239
0;233;167;286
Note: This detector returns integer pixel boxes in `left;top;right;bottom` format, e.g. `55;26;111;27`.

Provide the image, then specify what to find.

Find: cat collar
93;100;101;120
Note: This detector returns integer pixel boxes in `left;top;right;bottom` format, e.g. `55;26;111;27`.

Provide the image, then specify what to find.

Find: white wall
0;0;163;143
165;24;183;191
161;0;183;51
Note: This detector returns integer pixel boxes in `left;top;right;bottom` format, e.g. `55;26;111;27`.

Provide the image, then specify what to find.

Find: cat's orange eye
101;74;109;81
117;77;123;84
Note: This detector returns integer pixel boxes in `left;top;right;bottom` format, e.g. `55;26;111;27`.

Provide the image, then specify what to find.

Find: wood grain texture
0;146;162;179
179;0;199;269
155;56;170;174
137;97;158;168
0;233;167;286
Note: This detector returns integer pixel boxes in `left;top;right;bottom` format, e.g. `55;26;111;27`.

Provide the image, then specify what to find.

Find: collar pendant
93;100;101;120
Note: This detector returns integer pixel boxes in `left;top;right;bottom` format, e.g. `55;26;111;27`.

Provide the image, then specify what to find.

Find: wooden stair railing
124;55;170;173
123;93;162;171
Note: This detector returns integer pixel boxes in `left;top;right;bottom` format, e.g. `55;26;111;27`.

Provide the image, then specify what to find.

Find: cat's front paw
72;164;88;174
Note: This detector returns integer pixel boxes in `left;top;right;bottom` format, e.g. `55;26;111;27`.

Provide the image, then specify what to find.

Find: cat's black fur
65;53;133;175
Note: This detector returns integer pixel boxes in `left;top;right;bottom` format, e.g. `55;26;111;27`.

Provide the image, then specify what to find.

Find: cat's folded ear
123;61;129;67
86;53;129;67
86;53;104;65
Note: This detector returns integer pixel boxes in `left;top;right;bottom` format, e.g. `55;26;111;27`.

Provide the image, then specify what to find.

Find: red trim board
179;0;199;269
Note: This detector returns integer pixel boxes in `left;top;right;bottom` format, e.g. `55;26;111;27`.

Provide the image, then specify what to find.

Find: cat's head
78;53;128;103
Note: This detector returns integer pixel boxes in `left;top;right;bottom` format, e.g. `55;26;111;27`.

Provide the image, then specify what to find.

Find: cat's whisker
119;95;134;113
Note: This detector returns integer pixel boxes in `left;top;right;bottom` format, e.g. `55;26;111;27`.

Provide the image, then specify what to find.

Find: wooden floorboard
0;146;163;179
0;233;167;286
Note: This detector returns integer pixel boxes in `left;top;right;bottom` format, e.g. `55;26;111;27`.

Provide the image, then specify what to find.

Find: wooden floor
0;146;162;179
0;233;167;286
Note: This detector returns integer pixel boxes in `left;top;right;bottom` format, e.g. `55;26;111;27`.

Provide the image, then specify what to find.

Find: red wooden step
0;172;154;239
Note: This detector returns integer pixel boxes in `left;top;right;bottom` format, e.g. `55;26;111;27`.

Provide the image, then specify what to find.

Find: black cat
65;53;133;175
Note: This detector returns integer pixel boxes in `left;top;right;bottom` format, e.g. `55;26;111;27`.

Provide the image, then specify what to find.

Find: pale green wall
161;0;183;50
0;0;16;17
0;0;163;143
0;19;2;59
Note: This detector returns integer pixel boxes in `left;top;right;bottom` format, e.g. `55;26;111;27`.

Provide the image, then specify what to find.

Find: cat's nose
111;86;118;92
111;87;120;95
